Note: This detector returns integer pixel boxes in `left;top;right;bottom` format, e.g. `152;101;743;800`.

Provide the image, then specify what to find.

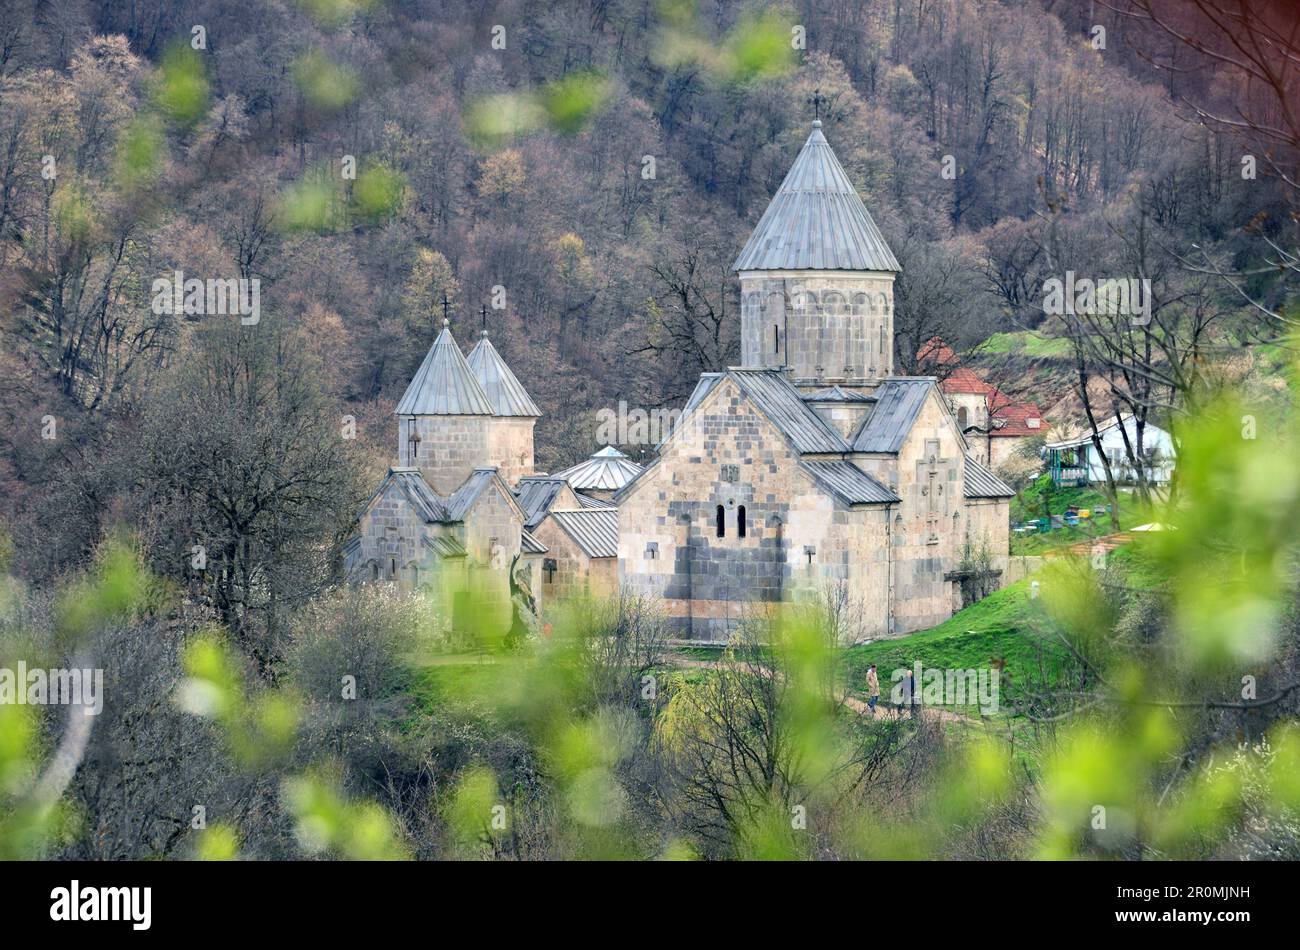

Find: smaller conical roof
555;445;644;492
466;332;541;417
396;321;495;416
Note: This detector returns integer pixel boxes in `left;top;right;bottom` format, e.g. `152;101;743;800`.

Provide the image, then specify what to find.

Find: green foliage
350;161;406;222
283;769;408;859
277;166;343;232
292;50;361;111
178;631;301;768
295;0;378;28
976;331;1072;357
464;72;611;148
0;539;155;858
538;72;612;136
195;824;240;861
152;44;210;125
721;10;798;83
844;578;1069;711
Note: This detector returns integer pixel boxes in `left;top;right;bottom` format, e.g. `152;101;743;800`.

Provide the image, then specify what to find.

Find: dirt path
1042;531;1133;559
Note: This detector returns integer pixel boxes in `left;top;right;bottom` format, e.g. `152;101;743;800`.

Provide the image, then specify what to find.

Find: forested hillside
2;0;1290;578
2;0;1299;870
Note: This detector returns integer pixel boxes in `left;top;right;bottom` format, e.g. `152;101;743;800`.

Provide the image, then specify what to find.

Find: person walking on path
866;664;880;715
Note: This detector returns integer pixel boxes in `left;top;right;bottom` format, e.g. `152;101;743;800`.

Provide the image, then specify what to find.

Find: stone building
614;121;1014;641
917;338;1050;470
345;321;548;626
347;323;620;614
350;119;1014;644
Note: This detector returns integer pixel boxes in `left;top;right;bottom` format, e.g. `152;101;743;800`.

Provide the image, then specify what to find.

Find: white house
1045;415;1175;486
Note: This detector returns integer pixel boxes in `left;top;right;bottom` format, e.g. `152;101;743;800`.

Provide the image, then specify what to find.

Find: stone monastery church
347;119;1014;642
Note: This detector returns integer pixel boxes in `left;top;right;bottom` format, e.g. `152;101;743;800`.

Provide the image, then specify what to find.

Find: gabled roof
963;456;1016;499
733;121;900;273
383;468;449;522
989;399;1046;437
514;476;573;530
395;322;495;416
554;445;644;492
549;508;619;559
520;529;547;555
667;370;851;455
730;370;852;454
852;378;935;453
445;467;523;522
466;332;541;417
801;460;899;505
803;385;876;404
917;337;958;368
941;367;994;396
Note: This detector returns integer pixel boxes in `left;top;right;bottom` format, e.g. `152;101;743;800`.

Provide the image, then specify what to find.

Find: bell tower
733;117;900;392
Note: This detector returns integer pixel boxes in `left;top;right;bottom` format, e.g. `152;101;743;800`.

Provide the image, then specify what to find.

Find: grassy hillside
840;578;1071;716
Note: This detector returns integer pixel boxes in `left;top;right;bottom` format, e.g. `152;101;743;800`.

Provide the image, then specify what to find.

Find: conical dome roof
395;322;495;416
732;121;900;273
555;445;644;492
466;332;541;417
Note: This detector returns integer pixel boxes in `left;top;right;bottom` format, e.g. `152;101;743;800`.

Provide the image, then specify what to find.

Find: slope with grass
841;578;1072;716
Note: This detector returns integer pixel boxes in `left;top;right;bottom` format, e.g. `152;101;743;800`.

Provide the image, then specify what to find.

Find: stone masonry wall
486;417;536;486
618;377;891;642
531;517;617;606
738;271;895;386
398;414;491;495
357;479;428;584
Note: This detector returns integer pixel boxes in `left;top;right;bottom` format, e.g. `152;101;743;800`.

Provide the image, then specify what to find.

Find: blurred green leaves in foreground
5;361;1300;860
654;2;797;85
276;160;406;232
0;537;159;858
464;71;612;150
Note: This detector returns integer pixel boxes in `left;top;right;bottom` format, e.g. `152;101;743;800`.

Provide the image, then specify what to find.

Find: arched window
715;505;725;538
957;406;968;429
738;505;747;538
773;324;780;355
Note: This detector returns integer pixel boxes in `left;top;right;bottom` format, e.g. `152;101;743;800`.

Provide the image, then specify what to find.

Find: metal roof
660;369;851;456
445;468;522;522
520;528;547;554
576;491;616;509
801;460;899;505
733;121;900;273
803;385;877;403
466;332;541;417
514;476;572;530
554;445;644;492
731;370;851;454
549;508;619;559
963;455;1016;499
395;322;495;416
388;468;449;522
852;378;935;454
